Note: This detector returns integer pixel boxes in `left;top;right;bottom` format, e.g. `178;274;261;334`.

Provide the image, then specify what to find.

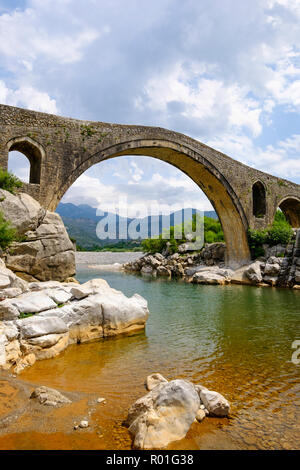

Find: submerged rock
145;373;168;391
79;420;89;428
199;389;230;417
30;386;71;406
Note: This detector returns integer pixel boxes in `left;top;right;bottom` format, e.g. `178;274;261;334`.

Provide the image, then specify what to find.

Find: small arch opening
7;138;42;184
278;197;300;228
8;151;31;183
252;181;266;218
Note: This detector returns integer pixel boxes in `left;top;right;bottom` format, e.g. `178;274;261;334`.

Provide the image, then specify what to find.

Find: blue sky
1;0;300;215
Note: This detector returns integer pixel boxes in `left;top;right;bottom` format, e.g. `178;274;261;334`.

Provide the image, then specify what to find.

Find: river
6;253;300;450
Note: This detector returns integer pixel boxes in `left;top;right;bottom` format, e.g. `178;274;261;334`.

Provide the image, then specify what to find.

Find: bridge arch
52;138;251;267
278;196;300;228
6;136;44;184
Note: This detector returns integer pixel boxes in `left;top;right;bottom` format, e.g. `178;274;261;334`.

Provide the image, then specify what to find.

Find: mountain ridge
56;202;218;249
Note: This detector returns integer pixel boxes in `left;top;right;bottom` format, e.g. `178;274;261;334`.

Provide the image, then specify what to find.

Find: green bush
0;168;23;194
248;210;293;258
0;211;17;249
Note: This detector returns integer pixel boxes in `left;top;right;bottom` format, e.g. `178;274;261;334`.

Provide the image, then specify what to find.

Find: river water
19;253;300;450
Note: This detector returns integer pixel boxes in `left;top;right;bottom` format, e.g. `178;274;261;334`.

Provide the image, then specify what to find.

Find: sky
1;0;300;215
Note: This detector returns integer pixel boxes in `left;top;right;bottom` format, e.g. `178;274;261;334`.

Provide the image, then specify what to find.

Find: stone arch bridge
1;104;300;267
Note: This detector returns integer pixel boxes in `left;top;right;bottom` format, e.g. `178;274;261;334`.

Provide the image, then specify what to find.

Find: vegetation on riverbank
141;214;224;254
248;210;293;258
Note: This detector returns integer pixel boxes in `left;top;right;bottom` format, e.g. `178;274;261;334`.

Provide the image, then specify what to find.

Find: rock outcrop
125;373;230;449
0;189;75;282
123;243;226;279
0;262;149;373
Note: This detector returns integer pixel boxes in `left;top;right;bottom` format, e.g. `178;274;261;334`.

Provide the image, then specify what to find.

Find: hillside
56;202;218;250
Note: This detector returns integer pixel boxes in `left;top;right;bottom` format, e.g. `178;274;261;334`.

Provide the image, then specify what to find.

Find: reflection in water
19;268;300;450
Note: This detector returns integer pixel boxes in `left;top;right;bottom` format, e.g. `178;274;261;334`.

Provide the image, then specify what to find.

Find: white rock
69;278;110;299
45;288;72;304
3;323;19;341
0;272;11;289
18;316;68;339
0;333;7;367
141;266;153;275
0;189;44;235
10;292;57;314
196;409;206;422
0;288;23;298
26;333;65;348
101;291;149;336
0;299;20;320
199;389;230;417
29;281;62;291
0;190;75;282
146;373;168;391
264;262;280;276
192;267;233;285
79;420;89;428
126;379;200;449
245;261;262;283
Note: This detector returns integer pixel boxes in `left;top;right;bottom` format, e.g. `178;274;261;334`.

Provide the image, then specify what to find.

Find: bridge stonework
1;104;300;267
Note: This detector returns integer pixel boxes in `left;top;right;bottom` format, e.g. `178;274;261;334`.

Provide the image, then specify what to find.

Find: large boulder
125;379;200;449
192;267;233;285
0;190;75;282
201;243;226;264
0;189;45;235
245;261;263;283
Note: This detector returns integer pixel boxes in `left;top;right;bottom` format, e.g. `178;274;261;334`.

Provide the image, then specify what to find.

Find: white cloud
0;80;58;113
0;4;104;72
207;132;300;179
137;62;264;137
62;160;213;216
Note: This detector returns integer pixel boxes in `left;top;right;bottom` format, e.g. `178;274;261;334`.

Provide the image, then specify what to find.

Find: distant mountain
56;202;218;250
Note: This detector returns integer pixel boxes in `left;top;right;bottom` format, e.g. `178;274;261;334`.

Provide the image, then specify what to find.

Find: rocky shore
0;258;149;374
123;232;300;289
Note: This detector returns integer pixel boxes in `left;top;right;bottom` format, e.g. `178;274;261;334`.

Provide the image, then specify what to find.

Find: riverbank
0;266;299;450
123;237;300;289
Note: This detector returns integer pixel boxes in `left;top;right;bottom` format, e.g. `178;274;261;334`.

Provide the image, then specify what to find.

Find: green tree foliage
0;211;17;250
0;168;23;194
141;214;224;254
248;210;293;258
